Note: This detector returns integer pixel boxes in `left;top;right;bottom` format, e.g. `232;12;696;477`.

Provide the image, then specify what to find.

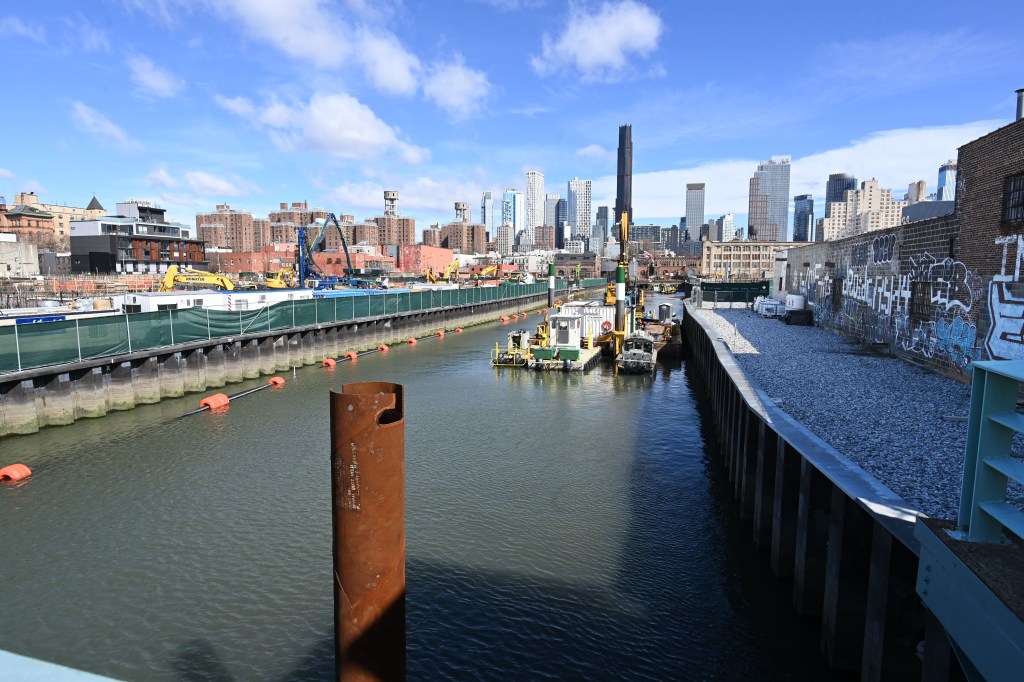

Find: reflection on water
0;296;830;680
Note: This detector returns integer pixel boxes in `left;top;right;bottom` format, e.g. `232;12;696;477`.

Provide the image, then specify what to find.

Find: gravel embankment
689;304;973;519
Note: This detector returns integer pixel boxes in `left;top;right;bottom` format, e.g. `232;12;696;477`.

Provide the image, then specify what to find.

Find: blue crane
295;213;366;289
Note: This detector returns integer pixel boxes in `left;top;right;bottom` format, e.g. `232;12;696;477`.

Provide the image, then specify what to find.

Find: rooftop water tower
384;190;399;217
455;202;470;224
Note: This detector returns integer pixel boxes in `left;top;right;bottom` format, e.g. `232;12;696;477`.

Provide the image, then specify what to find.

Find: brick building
395;244;456;276
782;108;1024;380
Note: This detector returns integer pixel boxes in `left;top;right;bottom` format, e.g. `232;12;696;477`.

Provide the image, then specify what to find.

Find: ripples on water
0;296;829;680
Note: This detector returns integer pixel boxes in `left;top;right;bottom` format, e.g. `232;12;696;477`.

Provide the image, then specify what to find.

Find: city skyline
0;1;1020;236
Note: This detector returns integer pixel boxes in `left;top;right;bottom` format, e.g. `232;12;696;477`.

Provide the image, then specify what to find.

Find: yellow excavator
426;259;460;284
160;265;248;292
265;268;298;289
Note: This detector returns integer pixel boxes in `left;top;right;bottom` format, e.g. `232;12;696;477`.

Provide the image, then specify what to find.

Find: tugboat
615;331;657;374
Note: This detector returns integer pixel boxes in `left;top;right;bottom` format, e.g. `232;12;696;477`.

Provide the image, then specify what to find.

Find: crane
159;265;241;292
425;259;459;284
295;213;366;289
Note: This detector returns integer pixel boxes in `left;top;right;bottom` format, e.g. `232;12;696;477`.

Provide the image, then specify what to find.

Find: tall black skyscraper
615;124;632;227
825;173;857;218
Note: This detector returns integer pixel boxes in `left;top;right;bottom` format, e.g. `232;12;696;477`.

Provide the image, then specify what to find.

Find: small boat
616;331;657;374
491;328;532;367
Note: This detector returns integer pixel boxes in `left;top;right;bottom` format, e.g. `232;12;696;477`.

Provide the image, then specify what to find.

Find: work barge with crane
491;212;682;373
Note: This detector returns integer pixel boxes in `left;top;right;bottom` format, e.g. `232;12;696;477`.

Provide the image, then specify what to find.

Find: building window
910;281;932;321
1004;172;1024;229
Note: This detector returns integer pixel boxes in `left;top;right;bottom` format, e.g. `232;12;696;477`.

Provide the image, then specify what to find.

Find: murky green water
0;295;830;680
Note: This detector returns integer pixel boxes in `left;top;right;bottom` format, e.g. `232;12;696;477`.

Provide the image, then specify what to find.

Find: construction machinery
296;213;369;289
475;264;499;279
265;268;298;289
425;259;459;284
159;265;242;292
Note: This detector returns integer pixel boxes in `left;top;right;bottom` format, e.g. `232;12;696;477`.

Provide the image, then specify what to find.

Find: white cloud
576;144;612;160
304;93;428;163
214;94;256;118
127;54;185;98
423;56;490;121
213;0;350;69
591;120;1001;222
331;176;486;214
531;0;662;82
145;165;179;188
64;15;110;52
69;101;141;152
183;170;258;196
219;91;428;164
355;27;420;95
0;167;13;179
0;17;45;42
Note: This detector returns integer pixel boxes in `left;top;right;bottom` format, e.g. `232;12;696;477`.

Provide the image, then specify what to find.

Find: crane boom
296;213;358;288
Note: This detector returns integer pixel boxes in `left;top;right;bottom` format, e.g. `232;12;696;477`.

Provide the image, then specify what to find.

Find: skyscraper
525;171;545;244
544;194;560;228
596;206;609;245
937;160;957;201
615;124;632;226
567;177;592;239
747;177;770;240
502;189;523;238
749;157;790;241
825;173;858;217
480;191;494;233
555;198;567;248
685;184;705;242
793;194;814;241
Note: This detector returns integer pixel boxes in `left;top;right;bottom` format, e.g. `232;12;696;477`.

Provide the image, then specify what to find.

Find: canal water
0;296;832;680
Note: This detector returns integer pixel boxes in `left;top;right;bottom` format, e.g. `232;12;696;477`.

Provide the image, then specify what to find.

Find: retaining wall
0;289;577;437
683;305;965;680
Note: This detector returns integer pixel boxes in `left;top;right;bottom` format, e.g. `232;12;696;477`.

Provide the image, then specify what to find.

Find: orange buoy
199;393;230;410
268;376;286;386
344;351;358;362
500;316;510;323
0;463;31;482
511;314;519;320
322;358;337;368
435;330;445;337
377;345;389;352
454;328;463;333
406;338;417;345
554;299;563;306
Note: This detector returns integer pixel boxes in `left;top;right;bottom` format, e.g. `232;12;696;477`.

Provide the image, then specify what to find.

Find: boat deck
527;346;603;372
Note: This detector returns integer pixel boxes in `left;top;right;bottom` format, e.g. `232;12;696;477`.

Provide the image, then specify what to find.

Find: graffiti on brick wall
800;237;980;372
985;235;1024;360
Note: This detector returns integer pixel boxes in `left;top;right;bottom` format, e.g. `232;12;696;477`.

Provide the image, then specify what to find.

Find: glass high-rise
502;189;523;242
480;192;493;233
793;194;814;241
685;184;705;242
937;161;957;201
749;157;790;241
825;173;857;217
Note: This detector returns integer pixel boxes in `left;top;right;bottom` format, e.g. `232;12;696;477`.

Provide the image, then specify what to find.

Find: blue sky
1;0;1022;240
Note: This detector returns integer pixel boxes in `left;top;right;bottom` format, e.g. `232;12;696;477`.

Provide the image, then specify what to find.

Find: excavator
159;265;250;292
425;259;460;284
265;268;298;289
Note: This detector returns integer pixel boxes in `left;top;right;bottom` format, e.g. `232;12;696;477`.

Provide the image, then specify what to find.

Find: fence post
169;310;175;345
125;314;132;353
292;299;296;329
13;323;22;372
207;308;212;340
76;319;82;361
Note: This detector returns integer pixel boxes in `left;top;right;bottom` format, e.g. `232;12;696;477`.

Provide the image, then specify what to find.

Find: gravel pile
690;304;973;519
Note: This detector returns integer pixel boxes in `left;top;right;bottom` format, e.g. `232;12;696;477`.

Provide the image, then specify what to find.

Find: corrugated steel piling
330;382;406;682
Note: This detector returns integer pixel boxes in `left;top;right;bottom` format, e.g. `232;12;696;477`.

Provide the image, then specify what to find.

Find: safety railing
0;280;604;375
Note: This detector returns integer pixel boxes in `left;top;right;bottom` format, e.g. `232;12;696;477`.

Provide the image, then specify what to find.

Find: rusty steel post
330;382;406;682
